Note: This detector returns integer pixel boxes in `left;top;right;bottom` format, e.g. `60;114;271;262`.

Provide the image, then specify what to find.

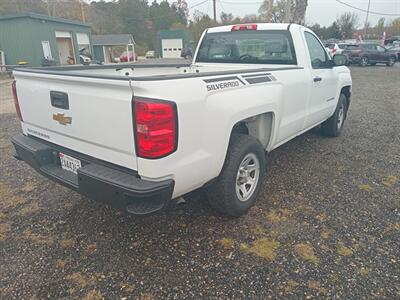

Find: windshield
196;30;297;65
325;43;335;49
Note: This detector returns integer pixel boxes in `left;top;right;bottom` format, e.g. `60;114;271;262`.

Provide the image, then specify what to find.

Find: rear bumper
11;134;174;215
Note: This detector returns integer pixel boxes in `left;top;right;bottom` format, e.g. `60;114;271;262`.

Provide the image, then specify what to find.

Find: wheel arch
340;85;351;110
230;111;275;150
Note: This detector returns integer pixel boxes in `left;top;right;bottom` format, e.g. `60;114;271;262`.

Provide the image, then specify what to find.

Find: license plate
59;152;81;174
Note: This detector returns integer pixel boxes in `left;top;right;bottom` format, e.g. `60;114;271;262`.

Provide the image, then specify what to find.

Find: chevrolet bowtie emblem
53;113;72;125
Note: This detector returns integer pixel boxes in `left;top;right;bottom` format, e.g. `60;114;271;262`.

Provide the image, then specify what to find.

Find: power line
219;0;263;4
218;0;227;13
335;0;400;17
189;0;210;9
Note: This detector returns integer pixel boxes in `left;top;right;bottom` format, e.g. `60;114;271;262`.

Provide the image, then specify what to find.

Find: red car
119;51;137;62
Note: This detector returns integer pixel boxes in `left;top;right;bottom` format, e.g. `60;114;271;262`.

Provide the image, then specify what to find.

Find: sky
180;0;400;27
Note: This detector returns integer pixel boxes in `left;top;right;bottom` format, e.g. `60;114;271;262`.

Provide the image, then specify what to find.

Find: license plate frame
59;152;82;174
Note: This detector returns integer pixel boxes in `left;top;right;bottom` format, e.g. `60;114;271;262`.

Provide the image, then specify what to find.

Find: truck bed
14;61;302;81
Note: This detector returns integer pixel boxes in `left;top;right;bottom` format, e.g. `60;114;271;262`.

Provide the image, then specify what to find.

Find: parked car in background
119;51;137;62
325;42;352;57
388;44;400;61
342;43;397;67
79;48;92;65
145;50;156;59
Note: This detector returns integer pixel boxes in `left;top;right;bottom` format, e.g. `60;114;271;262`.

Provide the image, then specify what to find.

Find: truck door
303;31;338;128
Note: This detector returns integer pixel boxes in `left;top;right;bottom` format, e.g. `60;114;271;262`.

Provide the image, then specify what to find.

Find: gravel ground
0;66;399;299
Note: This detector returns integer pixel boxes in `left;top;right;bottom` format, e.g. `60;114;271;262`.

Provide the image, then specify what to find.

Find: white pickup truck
11;23;351;216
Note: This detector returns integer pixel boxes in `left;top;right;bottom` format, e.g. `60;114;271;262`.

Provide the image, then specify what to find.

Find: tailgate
13;71;137;171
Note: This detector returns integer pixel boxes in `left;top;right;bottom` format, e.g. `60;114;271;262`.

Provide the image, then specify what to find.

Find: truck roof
207;23;297;33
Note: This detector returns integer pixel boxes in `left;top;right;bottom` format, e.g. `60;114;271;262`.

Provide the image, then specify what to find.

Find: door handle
50;91;69;109
313;76;322;82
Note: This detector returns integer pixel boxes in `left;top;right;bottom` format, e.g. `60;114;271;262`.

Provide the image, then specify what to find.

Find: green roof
0;12;90;27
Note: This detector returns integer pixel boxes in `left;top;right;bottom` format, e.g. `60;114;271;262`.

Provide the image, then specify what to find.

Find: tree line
1;0;399;54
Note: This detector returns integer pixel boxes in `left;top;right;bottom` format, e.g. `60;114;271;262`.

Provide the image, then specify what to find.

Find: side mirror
333;54;348;66
181;48;193;59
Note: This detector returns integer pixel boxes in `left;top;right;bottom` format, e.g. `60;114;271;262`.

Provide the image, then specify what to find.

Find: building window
41;41;52;59
76;33;91;55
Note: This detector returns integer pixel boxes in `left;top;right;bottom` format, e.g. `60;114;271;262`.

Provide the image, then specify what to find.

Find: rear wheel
207;134;266;217
360;56;369;67
387;56;396;67
321;94;348;137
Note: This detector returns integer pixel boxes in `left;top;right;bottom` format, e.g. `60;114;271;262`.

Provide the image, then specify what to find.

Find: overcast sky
179;0;400;27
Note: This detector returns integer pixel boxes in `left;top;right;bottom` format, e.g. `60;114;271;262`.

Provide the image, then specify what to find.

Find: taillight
133;97;177;159
11;80;23;121
231;24;257;31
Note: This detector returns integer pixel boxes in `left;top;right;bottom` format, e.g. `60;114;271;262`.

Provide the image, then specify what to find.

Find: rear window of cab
196;30;297;65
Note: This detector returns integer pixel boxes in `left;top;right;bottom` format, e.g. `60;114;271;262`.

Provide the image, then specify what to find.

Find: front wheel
387;56;396;67
360;56;369;67
207;134;266;217
321;94;348;137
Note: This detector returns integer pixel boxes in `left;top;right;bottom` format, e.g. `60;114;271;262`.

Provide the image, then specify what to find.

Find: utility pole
364;0;371;37
213;0;217;22
285;0;291;23
80;1;86;23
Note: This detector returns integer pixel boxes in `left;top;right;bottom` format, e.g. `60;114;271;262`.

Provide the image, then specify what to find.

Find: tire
387;56;396;67
207;134;266;217
360;56;369;67
321;93;348;137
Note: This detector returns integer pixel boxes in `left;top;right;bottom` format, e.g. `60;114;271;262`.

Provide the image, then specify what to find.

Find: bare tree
292;0;308;24
259;0;308;24
336;12;359;39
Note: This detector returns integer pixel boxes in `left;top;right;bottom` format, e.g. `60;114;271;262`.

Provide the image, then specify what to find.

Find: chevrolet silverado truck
11;23;352;217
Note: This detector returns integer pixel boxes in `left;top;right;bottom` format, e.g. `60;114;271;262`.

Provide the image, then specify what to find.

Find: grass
308;280;328;295
0;222;11;241
320;227;333;239
383;223;400;235
280;279;299;294
219;238;234;249
19;229;54;246
0;183;28;210
240;238;280;261
382;175;398;187
85;242;97;256
60;238;75;249
83;290;103;300
65;272;95;288
360;267;370;276
266;208;291;223
294;243;320;264
358;184;374;192
55;258;71;270
14;201;39;217
337;243;353;256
